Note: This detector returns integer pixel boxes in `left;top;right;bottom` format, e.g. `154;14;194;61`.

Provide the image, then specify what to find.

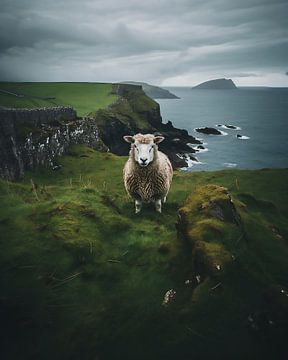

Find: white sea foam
180;162;204;171
177;153;206;169
216;124;242;130
196;147;209;153
219;130;228;136
187;143;209;152
236;135;250;140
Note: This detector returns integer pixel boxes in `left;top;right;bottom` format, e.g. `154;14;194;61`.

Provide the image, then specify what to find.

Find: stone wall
0;106;77;127
0;107;105;180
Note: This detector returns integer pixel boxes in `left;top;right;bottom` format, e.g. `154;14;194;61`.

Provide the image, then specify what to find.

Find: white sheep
123;133;173;213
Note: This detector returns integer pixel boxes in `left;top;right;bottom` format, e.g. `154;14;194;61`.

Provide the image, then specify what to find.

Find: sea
157;87;288;171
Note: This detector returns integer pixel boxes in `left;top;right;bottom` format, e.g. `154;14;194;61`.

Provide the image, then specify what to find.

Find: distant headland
192;78;237;89
121;81;180;99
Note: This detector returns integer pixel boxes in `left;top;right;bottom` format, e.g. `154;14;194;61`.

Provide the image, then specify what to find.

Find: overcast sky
0;0;287;86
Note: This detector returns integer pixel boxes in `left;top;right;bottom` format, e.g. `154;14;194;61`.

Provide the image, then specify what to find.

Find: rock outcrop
195;127;223;135
177;185;245;280
93;84;201;168
0;107;105;180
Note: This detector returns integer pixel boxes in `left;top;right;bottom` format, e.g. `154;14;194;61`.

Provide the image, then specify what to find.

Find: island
192;78;237;89
120;81;180;99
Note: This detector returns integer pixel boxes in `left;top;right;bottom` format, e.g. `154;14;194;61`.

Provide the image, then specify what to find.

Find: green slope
0;82;117;116
0;147;287;359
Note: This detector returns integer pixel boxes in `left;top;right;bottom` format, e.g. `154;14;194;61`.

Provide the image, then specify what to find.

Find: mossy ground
0;82;117;116
0;146;287;359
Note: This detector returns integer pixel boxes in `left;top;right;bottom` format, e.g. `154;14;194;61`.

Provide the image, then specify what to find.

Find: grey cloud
0;0;287;86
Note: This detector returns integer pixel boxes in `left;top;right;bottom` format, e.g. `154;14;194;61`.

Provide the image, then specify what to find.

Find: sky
0;0;287;86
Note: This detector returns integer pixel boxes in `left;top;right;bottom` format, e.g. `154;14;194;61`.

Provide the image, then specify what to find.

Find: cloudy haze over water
0;0;287;86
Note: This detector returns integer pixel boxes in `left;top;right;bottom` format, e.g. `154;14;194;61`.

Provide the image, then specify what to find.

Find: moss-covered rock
177;185;246;281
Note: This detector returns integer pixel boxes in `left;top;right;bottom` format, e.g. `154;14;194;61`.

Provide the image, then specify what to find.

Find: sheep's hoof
156;208;162;213
155;199;162;213
135;200;142;214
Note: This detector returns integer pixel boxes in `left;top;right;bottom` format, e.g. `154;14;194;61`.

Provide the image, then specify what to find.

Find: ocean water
158;87;288;171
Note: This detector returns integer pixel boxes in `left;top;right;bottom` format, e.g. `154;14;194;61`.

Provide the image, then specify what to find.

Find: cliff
0;84;200;180
92;84;200;167
193;78;237;89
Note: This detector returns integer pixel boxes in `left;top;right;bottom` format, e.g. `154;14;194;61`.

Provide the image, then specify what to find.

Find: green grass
91;83;159;129
0;82;117;116
0;146;287;360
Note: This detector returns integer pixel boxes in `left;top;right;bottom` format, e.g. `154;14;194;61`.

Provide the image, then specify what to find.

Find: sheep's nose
140;157;147;163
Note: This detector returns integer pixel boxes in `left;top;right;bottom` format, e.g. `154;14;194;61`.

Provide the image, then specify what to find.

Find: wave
219;130;228;136
216;124;242;130
177;153;205;169
187;143;209;153
236;135;250;140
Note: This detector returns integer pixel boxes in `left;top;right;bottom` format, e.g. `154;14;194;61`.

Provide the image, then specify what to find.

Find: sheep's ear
154;136;165;144
123;135;134;143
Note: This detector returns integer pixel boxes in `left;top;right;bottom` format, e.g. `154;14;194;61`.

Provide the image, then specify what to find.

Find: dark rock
225;124;237;129
195;127;222;135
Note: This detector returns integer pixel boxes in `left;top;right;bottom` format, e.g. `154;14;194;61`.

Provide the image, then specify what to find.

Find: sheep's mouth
139;162;148;167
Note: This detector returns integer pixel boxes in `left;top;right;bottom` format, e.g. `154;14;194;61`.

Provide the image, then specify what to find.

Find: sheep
123;133;173;213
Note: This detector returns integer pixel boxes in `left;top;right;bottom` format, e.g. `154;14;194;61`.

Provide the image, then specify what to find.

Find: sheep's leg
155;199;162;213
163;196;167;203
135;199;142;214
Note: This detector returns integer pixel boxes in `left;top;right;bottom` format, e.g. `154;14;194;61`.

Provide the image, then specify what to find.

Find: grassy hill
0;145;287;360
0;82;117;116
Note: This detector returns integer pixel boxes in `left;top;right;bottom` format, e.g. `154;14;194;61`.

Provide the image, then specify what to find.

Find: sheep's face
124;134;165;167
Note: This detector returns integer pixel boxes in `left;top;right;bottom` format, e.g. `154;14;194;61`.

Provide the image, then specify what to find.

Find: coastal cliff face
92;84;201;167
0;107;105;180
0;84;200;180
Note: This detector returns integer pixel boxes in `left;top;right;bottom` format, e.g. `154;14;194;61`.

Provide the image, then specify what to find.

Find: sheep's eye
136;148;139;153
149;147;153;153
